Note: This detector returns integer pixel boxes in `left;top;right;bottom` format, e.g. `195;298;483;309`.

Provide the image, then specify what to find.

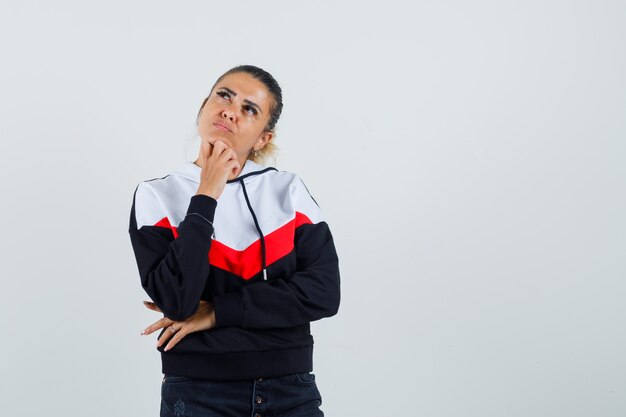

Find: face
197;71;274;164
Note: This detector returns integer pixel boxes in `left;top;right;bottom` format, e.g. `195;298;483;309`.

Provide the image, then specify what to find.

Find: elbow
314;297;339;321
142;288;199;322
327;292;341;317
330;270;341;316
164;305;197;322
142;273;202;322
163;296;202;321
320;279;341;319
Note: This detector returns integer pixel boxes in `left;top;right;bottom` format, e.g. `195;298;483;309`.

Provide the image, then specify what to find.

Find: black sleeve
128;183;217;321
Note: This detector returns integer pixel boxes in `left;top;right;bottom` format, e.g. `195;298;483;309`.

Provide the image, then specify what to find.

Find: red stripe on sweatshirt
154;216;179;239
154;212;313;280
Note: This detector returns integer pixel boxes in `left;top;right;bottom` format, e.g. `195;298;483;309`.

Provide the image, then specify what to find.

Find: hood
173;158;278;282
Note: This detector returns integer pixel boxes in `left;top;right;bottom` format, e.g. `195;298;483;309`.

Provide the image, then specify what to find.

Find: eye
243;105;258;116
216;91;230;100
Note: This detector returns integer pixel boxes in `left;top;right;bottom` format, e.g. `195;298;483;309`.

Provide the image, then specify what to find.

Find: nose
222;104;235;122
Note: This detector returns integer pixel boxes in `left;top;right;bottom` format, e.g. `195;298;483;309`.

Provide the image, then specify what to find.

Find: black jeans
160;372;324;417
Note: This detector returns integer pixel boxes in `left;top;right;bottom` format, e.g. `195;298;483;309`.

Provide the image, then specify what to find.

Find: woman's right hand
196;140;241;200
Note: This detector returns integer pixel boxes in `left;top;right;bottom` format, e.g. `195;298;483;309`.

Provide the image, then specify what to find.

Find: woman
128;65;341;417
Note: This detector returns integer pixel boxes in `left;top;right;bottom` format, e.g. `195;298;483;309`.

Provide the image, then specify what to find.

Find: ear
254;130;274;151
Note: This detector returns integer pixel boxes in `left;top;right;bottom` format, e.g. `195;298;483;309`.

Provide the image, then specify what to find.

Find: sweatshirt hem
161;344;313;381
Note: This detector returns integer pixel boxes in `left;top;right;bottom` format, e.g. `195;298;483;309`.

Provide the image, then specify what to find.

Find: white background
1;1;624;416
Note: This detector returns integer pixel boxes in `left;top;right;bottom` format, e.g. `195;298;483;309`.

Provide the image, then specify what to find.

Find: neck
193;155;248;181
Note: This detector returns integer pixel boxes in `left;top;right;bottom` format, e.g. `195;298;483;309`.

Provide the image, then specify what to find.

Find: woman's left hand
140;300;216;351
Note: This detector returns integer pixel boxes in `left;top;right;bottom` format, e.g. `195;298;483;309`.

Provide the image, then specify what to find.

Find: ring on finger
169;325;178;333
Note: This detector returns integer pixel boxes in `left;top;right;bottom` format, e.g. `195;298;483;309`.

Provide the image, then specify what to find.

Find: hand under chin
227;166;241;181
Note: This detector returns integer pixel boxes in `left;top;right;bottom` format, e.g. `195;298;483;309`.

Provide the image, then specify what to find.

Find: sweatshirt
128;158;341;381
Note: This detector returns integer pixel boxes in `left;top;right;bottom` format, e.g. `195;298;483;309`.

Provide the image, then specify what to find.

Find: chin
208;134;234;148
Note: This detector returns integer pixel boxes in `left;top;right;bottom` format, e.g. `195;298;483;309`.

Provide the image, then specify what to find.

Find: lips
213;122;232;133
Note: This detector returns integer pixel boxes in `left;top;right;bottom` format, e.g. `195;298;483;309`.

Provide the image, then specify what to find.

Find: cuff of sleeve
187;194;218;224
213;291;244;327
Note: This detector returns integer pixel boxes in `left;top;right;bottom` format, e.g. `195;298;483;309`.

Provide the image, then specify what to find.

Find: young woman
128;65;341;417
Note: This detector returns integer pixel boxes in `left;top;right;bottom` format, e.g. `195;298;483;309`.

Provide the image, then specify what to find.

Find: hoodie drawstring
239;179;268;281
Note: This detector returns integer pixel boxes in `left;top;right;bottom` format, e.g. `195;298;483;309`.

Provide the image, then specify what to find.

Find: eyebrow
218;87;264;114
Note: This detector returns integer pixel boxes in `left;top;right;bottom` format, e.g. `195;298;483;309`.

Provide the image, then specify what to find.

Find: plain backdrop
1;1;624;416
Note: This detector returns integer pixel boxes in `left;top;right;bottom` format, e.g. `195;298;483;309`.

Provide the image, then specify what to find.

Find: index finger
205;141;216;160
141;316;173;336
212;140;229;155
143;300;162;312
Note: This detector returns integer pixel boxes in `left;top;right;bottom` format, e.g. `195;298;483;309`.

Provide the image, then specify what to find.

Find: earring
252;149;258;156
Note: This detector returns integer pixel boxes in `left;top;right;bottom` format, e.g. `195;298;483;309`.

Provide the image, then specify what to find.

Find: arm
212;176;341;329
128;183;217;321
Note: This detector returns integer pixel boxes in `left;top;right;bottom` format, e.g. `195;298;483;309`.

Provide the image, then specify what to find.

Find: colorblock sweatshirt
128;159;341;380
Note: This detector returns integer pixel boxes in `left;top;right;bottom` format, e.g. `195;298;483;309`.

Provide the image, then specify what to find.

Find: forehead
215;72;272;111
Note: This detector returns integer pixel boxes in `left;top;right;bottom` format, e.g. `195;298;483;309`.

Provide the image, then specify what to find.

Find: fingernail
164;346;169;352
141;329;146;335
